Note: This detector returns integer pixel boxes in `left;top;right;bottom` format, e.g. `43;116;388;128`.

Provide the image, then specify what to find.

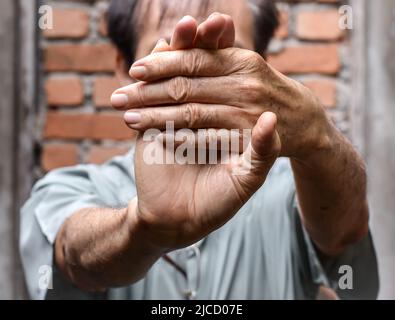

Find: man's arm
55;14;237;292
291;119;369;256
117;48;370;257
54;198;163;292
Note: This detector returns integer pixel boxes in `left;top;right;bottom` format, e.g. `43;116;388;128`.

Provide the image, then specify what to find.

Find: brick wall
39;0;349;173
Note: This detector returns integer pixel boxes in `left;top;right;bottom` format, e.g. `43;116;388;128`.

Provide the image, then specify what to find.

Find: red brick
275;11;289;39
43;112;136;141
87;146;129;164
44;44;116;72
43;8;89;39
45;76;84;106
93;76;120;108
267;44;340;75
90;114;137;140
303;79;336;108
42;144;79;171
297;10;344;41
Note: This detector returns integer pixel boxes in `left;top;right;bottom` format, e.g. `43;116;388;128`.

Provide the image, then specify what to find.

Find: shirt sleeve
265;158;379;299
19;166;108;300
19;149;136;300
291;188;379;300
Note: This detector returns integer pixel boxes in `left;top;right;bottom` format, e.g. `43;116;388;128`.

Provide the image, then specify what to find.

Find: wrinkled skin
130;15;281;250
112;14;330;250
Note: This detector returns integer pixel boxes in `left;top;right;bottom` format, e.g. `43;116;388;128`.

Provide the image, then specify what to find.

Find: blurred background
0;0;394;299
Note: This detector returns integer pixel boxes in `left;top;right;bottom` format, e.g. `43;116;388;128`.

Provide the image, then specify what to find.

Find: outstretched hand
122;14;281;251
113;12;323;159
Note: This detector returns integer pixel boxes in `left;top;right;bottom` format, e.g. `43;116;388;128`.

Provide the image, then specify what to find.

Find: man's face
134;0;255;60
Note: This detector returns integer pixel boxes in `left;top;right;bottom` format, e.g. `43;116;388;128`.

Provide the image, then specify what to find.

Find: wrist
126;197;166;258
291;116;338;174
292;104;335;164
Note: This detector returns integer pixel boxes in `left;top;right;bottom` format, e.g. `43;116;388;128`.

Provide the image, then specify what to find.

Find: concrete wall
0;0;36;299
364;0;395;300
0;0;17;300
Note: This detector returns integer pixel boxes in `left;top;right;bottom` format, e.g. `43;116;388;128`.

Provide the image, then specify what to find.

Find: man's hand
134;112;281;250
130;14;281;251
112;34;330;160
112;14;369;256
54;14;244;292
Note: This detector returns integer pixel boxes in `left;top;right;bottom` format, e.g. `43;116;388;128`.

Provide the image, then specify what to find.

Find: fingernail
111;93;128;108
132;56;149;67
124;112;142;125
130;66;147;80
180;15;193;23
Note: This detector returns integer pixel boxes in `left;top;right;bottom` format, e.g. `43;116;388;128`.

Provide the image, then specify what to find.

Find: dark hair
250;0;279;54
107;0;279;68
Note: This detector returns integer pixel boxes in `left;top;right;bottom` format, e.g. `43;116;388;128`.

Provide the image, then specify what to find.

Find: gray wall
0;0;36;299
0;0;19;300
352;0;395;299
365;0;395;300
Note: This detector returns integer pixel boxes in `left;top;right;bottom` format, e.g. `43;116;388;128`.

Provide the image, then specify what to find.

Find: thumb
233;112;281;181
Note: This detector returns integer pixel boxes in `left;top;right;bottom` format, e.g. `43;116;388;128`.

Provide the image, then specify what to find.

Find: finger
232;112;281;179
218;15;235;49
129;47;249;82
193;13;226;49
112;76;245;110
130;49;234;82
170;15;198;50
123;104;251;131
151;39;171;54
249;112;281;164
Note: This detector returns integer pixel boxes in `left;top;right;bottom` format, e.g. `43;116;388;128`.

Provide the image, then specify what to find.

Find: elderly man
20;0;378;300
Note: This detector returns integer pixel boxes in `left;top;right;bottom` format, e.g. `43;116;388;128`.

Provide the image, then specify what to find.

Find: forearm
291;120;369;256
54;198;164;292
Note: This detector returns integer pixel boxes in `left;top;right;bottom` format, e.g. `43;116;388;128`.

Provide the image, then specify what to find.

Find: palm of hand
134;134;253;249
132;14;280;250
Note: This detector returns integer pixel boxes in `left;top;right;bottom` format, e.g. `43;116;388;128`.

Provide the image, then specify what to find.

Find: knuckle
244;50;261;63
238;78;264;103
241;50;266;72
226;49;243;71
183;103;199;128
168;76;191;103
181;50;204;75
250;51;264;64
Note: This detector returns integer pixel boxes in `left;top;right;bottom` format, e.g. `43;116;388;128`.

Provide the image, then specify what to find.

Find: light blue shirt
19;148;379;300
